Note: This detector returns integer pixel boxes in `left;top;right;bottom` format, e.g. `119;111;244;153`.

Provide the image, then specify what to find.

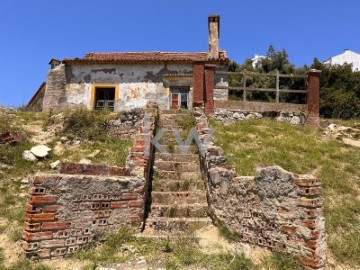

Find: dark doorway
95;88;115;111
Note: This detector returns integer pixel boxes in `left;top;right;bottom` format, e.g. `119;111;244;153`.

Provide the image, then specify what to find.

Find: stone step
152;179;204;192
157;145;198;155
160;110;189;115
145;217;212;233
150;203;209;218
154;161;199;172
154;170;202;180
151;191;206;204
155;153;199;162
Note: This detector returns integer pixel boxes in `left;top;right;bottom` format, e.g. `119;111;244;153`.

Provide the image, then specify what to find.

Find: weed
261;252;305;270
162;237;172;253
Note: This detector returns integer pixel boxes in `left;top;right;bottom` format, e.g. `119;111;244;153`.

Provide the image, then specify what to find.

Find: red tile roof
63;52;228;64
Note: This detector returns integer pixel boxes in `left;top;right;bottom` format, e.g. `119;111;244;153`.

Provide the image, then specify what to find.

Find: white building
251;54;267;68
323;49;360;72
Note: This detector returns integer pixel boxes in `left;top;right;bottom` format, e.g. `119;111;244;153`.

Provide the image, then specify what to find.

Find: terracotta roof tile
63;51;228;64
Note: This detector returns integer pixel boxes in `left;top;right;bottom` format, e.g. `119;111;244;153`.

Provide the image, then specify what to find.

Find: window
95;88;115;111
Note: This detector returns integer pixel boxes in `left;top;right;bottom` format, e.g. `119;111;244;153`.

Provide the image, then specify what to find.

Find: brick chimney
208;15;220;59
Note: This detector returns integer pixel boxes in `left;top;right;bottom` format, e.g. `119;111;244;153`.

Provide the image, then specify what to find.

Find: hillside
0;108;359;269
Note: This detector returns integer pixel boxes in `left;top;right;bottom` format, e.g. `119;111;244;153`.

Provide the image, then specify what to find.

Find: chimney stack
208;15;220;59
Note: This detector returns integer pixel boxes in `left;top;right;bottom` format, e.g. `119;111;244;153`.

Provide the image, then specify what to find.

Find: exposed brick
33;176;45;185
28;195;58;204
43;205;61;213
299;257;323;268
26;204;41;214
30;187;46;195
303;220;316;230
40;239;65;248
297;198;322;208
26;249;51;259
280;225;297;235
306;240;317;250
23;231;53;241
128;201;143;208
110;202;128;209
25;213;55;222
298;187;322;196
294;177;321;187
22;241;40;251
24;222;41;232
41;222;71;230
120;193;138;201
130;215;141;223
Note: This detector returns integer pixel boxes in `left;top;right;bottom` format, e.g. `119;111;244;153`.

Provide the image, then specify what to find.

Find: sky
0;0;359;107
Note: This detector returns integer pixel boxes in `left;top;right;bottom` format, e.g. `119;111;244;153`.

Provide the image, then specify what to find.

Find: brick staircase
142;110;211;236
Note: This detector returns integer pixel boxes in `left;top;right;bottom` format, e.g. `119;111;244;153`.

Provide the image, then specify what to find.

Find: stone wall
213;108;306;125
22;169;145;260
194;108;326;269
43;64;67;112
107;108;144;139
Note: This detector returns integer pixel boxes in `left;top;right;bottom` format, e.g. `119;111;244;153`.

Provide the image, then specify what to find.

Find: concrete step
150;203;209;218
154;161;199;172
145;217;212;233
155;153;199;162
151;191;206;204
154;170;202;181
152;179;205;192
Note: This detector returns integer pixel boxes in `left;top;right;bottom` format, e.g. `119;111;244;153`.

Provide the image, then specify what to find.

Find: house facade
323;49;360;72
39;15;228;114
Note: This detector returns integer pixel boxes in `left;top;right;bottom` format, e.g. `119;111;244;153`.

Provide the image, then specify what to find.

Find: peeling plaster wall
64;64;193;111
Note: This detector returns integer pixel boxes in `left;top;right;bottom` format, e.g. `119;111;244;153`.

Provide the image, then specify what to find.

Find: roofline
62;58;229;65
27;82;46;108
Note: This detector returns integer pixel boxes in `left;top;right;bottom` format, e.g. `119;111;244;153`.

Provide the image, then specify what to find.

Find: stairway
142;110;211;236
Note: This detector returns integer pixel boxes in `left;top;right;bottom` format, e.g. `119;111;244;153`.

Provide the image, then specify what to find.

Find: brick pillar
193;63;205;107
204;65;215;115
306;69;321;127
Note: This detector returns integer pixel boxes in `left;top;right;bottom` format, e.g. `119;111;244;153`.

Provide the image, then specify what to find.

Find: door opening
170;87;190;110
95;88;115;111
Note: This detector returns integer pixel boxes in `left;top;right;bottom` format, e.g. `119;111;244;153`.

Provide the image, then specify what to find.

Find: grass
211;118;360;266
61;108;119;142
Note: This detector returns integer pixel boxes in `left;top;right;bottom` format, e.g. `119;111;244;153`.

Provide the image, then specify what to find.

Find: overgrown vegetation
229;45;360;119
61;109;118;141
212;119;360;266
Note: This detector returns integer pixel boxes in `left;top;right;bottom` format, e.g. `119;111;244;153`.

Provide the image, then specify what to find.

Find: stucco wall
64;64;194;111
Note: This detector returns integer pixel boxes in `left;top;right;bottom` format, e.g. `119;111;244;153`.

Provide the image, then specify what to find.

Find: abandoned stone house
28;15;228;113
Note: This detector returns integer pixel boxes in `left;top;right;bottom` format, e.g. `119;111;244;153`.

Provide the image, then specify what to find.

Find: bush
62;109;118;141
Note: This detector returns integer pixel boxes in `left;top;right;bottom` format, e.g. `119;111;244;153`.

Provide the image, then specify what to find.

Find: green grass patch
261;252;305;270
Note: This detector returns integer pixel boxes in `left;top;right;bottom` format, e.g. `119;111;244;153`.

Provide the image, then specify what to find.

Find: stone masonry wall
107;108;144;139
213;108;306;125
22;170;145;260
194;108;326;269
43;64;67;112
22;105;158;260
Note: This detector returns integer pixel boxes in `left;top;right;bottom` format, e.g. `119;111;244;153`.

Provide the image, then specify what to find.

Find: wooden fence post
243;72;247;101
276;70;280;103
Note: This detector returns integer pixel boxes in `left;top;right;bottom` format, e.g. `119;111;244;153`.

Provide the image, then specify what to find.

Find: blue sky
0;0;359;107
